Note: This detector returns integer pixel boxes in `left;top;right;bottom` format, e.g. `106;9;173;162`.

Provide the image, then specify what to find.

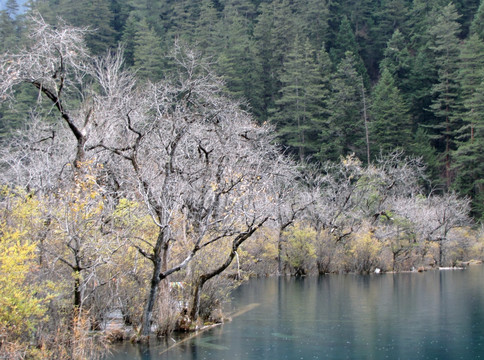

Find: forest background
1;0;484;359
1;0;484;218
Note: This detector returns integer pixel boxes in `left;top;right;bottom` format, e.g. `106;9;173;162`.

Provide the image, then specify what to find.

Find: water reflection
107;266;484;359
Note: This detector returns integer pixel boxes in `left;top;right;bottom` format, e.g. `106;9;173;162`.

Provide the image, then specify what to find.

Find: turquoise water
107;266;484;359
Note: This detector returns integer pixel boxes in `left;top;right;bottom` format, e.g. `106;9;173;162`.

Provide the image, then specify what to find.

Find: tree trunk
277;227;283;276
189;220;267;321
74;269;82;309
361;80;370;165
141;258;162;337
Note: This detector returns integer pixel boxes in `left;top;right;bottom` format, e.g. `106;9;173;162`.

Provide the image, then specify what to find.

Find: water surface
107;266;484;359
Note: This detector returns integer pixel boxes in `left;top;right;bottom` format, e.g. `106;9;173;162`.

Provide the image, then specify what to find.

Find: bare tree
93;44;288;336
393;192;471;266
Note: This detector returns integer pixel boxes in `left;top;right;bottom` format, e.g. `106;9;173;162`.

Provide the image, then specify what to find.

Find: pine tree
168;0;200;41
411;127;441;188
453;34;484;219
380;29;411;93
457;33;484;133
5;0;19;17
133;18;165;81
121;12;139;67
253;0;297;122
330;15;369;86
253;2;276;122
428;3;462;189
0;9;17;52
470;0;484;39
330;15;359;65
320;52;364;162
370;67;412;158
216;6;262;117
194;0;221;56
271;35;326;161
452;75;484;220
296;0;330;49
58;0;116;54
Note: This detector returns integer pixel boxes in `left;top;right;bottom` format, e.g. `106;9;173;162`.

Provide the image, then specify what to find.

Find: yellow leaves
283;223;317;269
0;222;49;339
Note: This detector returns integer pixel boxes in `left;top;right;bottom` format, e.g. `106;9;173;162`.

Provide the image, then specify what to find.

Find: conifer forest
0;0;483;358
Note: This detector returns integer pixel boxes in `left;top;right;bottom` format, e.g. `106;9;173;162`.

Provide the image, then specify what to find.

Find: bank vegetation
0;18;482;359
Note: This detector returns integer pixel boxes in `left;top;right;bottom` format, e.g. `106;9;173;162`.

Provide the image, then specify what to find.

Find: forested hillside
1;0;483;219
1;2;483;357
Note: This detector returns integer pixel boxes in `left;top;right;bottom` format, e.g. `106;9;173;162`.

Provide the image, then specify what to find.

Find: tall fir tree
253;0;297;122
469;0;484;38
380;29;412;94
0;8;17;52
194;0;221;56
271;35;326;161
330;15;369;87
133;18;165;81
320;52;364;162
57;0;116;54
453;34;484;219
216;5;262;117
370;67;412;158
296;0;330;49
428;3;462;189
452;74;484;220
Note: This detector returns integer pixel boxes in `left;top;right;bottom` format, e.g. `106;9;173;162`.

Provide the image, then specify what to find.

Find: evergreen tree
457;33;484;129
469;0;484;38
373;0;410;73
428;3;462;189
220;0;258;21
330;15;369;86
452;75;484;220
380;29;411;93
25;0;58;25
194;0;221;56
329;15;359;65
271;35;326;161
167;0;200;41
253;0;297;121
296;0;330;49
411;126;441;187
216;6;262;116
370;67;412;158
320;52;364;162
121;12;138;67
57;0;116;54
253;2;275;122
453;34;484;218
133;18;165;80
0;8;17;52
269;0;297;73
6;0;19;17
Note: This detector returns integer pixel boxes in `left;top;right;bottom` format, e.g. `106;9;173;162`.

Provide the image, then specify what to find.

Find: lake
107;266;484;359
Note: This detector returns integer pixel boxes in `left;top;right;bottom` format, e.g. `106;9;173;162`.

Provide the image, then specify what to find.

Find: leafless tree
91;44;290;335
393;192;471;266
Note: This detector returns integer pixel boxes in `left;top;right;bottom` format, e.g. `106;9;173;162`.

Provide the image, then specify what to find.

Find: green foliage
370;67;412;157
380;29;411;93
427;3;462;188
469;0;484;39
320;52;364;161
271;35;326;161
216;6;262;115
133;18;166;80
